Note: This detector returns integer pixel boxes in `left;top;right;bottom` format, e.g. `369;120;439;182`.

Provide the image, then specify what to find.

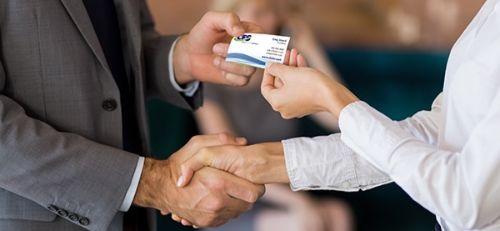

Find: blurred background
145;0;485;230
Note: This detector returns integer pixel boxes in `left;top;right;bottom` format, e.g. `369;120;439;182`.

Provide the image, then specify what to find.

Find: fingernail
213;57;221;66
176;175;184;187
232;26;244;34
236;137;247;144
265;62;272;69
213;45;224;54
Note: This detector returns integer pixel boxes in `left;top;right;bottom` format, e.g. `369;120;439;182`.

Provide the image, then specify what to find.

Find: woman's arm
183;63;443;191
338;93;500;229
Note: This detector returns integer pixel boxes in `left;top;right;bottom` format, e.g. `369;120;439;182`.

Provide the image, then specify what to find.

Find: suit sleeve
139;1;203;110
0;60;140;230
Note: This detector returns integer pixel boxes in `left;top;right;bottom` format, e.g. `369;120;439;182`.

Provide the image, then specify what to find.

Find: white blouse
283;0;500;230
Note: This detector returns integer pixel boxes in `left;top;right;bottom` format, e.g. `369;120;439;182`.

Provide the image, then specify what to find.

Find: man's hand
173;12;262;87
132;134;265;228
177;142;289;187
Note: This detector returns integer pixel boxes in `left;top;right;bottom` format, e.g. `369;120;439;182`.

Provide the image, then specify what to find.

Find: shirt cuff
168;37;200;97
119;157;145;212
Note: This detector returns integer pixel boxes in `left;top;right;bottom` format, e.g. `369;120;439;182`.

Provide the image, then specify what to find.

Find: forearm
239;143;289;184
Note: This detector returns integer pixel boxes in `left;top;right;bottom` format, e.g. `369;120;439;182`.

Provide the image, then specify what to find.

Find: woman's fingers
297;53;308;67
289;49;298;67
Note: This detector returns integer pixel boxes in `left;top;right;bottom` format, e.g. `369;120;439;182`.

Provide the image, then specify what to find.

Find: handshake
131;47;358;228
132;133;288;228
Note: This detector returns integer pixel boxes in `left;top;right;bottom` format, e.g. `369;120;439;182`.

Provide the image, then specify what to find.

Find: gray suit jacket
0;0;201;230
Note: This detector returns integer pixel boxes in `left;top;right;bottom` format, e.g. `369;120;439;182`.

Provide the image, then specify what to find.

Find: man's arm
139;1;202;110
140;1;265;106
0;60;140;231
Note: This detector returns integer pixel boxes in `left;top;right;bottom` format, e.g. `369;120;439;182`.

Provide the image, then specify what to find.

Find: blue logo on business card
234;34;252;42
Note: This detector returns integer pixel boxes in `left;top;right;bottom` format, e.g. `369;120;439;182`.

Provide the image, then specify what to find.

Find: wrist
322;82;359;117
246;143;289;184
173;35;195;85
133;158;178;213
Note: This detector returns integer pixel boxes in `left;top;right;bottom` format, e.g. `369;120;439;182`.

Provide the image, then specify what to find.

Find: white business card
226;33;290;69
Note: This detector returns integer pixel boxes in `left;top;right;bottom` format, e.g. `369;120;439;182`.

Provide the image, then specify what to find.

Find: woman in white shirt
175;0;500;230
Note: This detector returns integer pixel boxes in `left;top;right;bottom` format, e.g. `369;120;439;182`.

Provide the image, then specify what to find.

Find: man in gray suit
0;0;264;231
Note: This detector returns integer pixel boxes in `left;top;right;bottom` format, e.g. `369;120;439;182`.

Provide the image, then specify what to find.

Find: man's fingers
181;219;193;226
213;43;230;57
214;57;256;78
186;133;246;154
204;12;245;37
241;21;264;34
171;214;181;222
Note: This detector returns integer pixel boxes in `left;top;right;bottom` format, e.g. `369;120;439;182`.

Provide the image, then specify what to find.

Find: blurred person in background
177;0;500;230
194;0;352;231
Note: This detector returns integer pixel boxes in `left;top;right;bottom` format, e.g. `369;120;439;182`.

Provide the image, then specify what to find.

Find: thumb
176;150;214;187
265;63;296;80
261;67;277;95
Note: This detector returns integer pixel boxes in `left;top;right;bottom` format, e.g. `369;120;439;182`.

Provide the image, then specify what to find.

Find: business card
226;33;291;69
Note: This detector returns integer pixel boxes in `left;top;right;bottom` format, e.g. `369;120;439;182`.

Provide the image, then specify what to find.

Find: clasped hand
132;134;265;228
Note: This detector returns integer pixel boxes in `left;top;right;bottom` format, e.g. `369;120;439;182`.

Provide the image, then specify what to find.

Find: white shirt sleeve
283;94;443;192
119;157;145;212
338;92;500;229
396;93;443;146
283;134;392;192
168;37;200;97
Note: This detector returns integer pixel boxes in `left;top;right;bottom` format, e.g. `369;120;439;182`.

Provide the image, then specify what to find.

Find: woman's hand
261;50;359;119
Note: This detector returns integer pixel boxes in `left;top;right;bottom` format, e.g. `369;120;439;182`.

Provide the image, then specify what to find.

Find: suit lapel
59;0;113;78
